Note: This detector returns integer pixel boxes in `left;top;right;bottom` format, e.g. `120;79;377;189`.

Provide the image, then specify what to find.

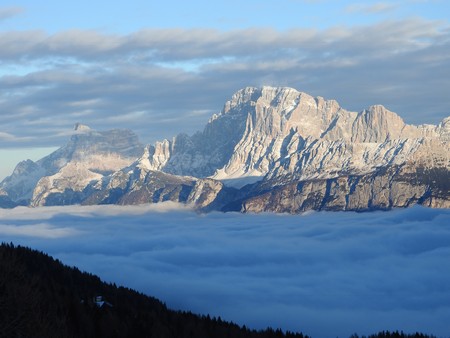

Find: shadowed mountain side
233;166;450;213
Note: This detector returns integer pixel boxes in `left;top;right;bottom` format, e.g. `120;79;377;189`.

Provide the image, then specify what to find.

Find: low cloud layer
1;204;449;338
0;18;449;150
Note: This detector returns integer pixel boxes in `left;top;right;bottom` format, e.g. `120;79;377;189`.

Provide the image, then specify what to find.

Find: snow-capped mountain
1;86;449;211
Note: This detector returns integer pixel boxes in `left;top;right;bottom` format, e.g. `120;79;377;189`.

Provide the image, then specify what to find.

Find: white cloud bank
1;204;449;338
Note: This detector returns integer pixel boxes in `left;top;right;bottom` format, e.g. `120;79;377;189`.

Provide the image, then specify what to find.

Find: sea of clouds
1;203;449;338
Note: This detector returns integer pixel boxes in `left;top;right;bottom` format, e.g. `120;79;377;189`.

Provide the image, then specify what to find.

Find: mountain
144;87;448;183
1;86;449;211
1;123;144;207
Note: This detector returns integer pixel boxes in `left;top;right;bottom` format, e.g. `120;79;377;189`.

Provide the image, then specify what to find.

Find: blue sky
1;0;450;179
2;0;448;32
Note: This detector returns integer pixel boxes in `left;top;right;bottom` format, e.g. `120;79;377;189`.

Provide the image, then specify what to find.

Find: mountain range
1;86;449;212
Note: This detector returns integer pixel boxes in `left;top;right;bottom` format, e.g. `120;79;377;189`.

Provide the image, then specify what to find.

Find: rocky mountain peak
1;126;144;205
351;105;406;142
440;116;450;127
438;116;450;140
222;86;307;114
135;145;153;172
0;159;45;202
11;159;38;176
67;127;143;160
73;123;91;132
226;86;259;109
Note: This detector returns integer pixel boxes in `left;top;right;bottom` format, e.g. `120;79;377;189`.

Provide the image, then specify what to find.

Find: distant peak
367;104;389;112
228;86;300;105
74;123;91;131
364;105;404;122
261;85;296;93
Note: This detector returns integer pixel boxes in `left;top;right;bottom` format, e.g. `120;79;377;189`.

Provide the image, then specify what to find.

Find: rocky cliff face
1;86;449;212
146;91;250;178
140;86;448;187
238;165;449;213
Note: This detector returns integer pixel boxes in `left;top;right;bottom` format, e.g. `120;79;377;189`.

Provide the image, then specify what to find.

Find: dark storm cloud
0;18;449;148
0;204;449;338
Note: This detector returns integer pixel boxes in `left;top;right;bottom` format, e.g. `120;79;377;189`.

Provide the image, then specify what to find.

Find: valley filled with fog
1;204;449;338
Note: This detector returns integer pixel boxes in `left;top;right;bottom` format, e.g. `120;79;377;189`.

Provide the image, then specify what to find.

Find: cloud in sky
0;222;79;238
0;17;449;153
345;2;398;14
0;7;24;22
1;204;449;338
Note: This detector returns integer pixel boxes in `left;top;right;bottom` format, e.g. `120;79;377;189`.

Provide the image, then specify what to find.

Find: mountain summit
1;126;143;206
1;86;449;211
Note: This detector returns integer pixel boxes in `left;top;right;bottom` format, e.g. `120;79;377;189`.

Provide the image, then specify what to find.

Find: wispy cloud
0;132;16;141
0;131;33;142
0;22;439;62
345;2;398;14
0;222;80;238
0;6;24;21
0;204;449;338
